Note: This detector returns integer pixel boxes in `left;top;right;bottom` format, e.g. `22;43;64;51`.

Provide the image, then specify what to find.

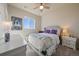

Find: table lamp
62;27;70;36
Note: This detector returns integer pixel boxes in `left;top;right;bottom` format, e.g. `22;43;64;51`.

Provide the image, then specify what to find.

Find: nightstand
62;36;77;50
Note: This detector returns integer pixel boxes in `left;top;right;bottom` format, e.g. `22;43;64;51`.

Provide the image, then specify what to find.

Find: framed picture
11;16;22;30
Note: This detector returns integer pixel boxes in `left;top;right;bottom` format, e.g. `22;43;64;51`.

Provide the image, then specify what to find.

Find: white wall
41;4;79;38
0;3;8;38
7;5;41;36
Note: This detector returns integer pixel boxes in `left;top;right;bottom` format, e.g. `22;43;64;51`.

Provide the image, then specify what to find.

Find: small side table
62;36;77;50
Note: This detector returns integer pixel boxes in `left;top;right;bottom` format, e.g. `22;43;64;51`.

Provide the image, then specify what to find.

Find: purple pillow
50;30;57;34
44;28;50;33
44;27;57;34
45;30;50;33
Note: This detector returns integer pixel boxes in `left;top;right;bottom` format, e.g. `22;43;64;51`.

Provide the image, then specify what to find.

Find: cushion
44;28;50;33
44;26;61;35
44;27;57;34
45;30;50;33
50;30;57;34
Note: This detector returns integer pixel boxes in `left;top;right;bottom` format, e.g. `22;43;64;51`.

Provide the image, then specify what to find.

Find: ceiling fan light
40;6;44;10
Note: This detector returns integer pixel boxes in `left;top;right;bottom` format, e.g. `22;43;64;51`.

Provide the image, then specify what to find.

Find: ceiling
8;3;77;16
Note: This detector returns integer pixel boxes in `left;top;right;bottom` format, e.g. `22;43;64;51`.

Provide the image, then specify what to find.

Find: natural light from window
23;16;35;29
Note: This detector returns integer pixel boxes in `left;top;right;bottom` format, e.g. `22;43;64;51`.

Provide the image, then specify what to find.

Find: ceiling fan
34;3;50;11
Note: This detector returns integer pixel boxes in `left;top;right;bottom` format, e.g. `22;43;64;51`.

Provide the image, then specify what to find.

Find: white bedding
39;33;60;45
28;33;60;55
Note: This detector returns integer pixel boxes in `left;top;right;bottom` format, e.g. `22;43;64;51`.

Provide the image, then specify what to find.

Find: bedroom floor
55;45;79;56
26;45;79;56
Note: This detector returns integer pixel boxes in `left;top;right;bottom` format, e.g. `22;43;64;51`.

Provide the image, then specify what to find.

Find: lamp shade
40;5;44;10
62;28;70;36
2;21;12;33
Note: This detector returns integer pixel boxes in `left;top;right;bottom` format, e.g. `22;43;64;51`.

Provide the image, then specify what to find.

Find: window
23;16;35;29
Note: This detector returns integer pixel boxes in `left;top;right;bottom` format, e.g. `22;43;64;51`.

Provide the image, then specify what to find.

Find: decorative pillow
44;26;61;35
44;27;57;34
45;30;50;33
44;28;50;33
50;30;57;34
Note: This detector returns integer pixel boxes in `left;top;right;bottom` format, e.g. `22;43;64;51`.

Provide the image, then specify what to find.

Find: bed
27;26;61;56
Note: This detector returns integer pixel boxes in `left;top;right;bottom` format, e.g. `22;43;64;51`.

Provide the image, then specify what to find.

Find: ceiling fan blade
44;5;50;9
33;6;39;9
33;3;41;9
33;3;50;10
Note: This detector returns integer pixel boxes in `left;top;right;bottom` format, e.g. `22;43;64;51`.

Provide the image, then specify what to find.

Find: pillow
44;27;57;34
50;30;57;34
45;30;50;33
44;28;50;33
44;26;61;35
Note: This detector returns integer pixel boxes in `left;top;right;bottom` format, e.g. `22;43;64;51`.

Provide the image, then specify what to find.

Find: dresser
62;36;77;50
